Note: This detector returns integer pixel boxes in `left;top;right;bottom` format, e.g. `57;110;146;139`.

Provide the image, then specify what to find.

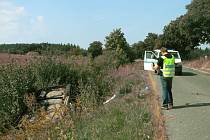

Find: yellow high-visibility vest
161;55;175;77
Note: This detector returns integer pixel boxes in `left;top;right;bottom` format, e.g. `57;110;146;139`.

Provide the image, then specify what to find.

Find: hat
160;47;168;53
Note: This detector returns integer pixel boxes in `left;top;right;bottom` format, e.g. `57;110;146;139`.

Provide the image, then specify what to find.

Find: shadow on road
173;103;210;109
178;72;197;76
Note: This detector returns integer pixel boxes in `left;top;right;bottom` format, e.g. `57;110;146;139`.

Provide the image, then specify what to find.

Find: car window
146;52;156;59
170;52;180;59
146;52;152;59
154;51;159;57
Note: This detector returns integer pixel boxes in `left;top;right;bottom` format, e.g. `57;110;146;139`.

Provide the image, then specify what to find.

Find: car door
144;51;157;71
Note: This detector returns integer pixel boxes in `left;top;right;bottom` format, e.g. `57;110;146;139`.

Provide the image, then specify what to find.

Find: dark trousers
160;76;173;106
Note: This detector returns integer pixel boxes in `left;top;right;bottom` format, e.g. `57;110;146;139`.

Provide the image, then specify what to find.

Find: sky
0;0;192;49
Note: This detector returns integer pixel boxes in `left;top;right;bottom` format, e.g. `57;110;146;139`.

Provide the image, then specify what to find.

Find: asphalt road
154;67;210;140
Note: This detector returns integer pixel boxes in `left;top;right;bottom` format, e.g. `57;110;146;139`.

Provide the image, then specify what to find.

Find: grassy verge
73;62;153;140
0;57;111;134
1;56;155;140
74;94;152;140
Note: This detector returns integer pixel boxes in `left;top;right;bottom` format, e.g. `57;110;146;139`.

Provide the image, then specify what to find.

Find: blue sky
0;0;192;49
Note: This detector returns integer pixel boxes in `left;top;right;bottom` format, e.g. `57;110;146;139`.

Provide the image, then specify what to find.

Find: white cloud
0;1;25;33
0;1;47;43
36;16;44;22
15;6;25;14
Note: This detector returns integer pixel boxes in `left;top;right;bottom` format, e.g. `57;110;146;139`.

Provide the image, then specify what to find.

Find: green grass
0;58;112;134
72;62;153;140
74;94;153;140
0;54;154;140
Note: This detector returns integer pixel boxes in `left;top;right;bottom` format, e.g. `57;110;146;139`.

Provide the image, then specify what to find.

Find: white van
144;49;182;75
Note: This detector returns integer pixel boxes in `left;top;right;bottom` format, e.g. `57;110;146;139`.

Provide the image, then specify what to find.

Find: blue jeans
160;76;173;106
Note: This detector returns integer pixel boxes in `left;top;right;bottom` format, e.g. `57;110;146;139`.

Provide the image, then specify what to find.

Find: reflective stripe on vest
161;55;175;77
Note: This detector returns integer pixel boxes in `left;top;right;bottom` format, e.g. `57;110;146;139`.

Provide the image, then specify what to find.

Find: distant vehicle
144;49;182;75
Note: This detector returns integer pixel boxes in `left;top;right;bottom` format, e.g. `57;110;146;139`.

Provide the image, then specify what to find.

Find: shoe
168;104;173;109
161;106;168;110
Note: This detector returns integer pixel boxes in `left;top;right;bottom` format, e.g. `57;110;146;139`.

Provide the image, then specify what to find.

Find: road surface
153;67;210;140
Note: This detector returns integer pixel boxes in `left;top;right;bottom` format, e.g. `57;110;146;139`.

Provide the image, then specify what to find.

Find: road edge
183;66;210;75
147;71;167;140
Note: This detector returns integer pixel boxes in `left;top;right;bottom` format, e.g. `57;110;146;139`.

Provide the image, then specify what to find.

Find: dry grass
0;54;165;139
147;72;167;140
73;61;154;140
1;106;73;140
184;58;210;73
0;53;37;65
0;53;111;139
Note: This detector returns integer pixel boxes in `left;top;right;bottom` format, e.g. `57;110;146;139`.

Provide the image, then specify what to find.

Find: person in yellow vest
153;47;175;110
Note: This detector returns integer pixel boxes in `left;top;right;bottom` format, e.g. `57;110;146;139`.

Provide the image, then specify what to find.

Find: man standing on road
153;47;175;110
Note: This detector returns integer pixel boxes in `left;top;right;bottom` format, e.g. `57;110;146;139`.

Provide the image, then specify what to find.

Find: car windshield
170;52;180;59
159;52;180;59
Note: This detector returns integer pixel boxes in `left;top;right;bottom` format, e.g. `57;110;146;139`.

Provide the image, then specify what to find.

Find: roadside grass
0;54;155;140
184;58;210;73
74;94;152;140
1;108;75;140
73;62;153;140
0;56;111;134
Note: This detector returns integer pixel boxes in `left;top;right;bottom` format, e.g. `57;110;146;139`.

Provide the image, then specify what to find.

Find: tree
161;0;210;51
104;28;134;63
144;33;158;50
88;41;103;58
105;28;129;51
115;47;130;68
154;34;164;49
185;0;210;43
131;41;146;59
105;29;135;67
161;16;197;52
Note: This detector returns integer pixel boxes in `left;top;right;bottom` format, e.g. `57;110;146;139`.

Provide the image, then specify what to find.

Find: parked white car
144;49;182;75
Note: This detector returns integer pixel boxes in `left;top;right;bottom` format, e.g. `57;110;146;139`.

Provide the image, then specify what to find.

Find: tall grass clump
0;59;80;133
0;56;114;134
0;52;153;139
31;58;80;94
78;67;113;110
0;64;35;133
75;100;152;140
73;62;153;140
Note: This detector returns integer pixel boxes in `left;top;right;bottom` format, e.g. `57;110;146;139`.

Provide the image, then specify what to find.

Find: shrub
0;65;35;133
0;57;114;133
88;41;103;59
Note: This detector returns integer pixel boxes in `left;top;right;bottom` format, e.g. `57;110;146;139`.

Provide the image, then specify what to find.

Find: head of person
160;47;168;55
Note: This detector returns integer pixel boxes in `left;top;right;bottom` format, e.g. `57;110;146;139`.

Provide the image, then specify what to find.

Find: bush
180;48;210;60
115;48;130;68
0;65;35;133
0;57;114;133
88;41;103;59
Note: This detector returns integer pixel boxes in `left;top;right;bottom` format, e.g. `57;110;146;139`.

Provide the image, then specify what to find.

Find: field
0;53;34;65
1;52;209;139
0;52;160;140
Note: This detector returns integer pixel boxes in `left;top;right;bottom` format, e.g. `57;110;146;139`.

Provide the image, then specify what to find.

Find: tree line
0;0;209;61
0;43;87;56
131;0;210;59
89;0;210;61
